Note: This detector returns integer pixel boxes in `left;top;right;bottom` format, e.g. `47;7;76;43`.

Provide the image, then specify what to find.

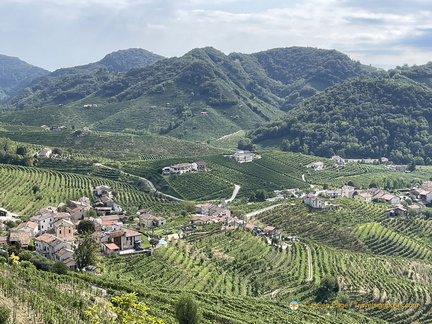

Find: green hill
0;54;49;102
250;75;432;164
1;47;378;141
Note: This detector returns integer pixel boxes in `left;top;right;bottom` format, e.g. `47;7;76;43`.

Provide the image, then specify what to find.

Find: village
0;149;429;272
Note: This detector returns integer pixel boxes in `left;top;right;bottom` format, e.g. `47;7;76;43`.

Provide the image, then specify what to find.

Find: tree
315;275;339;302
175;294;201;324
18;250;34;261
407;161;416;172
149;238;159;248
29;254;52;271
8;252;19;266
0;304;10;324
347;181;355;187
51;261;69;275
16;146;27;156
32;185;40;194
52;148;62;155
88;208;97;218
74;235;99;270
85;293;164;324
77;220;96;235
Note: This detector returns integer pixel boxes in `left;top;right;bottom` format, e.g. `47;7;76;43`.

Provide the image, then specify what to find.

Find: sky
0;0;431;71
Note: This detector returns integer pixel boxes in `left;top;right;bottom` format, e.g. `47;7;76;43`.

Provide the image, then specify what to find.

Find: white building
232;151;254;163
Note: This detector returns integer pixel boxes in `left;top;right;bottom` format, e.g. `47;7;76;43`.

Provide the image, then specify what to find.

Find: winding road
225;184;241;203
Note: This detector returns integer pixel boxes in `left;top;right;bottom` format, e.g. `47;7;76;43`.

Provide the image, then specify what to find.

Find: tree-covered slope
0;54;49;102
231;47;380;111
250;75;432;164
1;47;378;141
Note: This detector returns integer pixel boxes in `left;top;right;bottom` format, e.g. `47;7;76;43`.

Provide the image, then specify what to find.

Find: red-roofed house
263;226;276;235
103;227;142;253
103;243;120;256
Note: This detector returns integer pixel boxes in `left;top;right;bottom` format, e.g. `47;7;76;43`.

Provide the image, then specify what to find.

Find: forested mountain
50;48;164;76
5;48;164;110
398;61;432;88
0;55;49;102
249;73;432;164
1;46;377;141
231;47;380;111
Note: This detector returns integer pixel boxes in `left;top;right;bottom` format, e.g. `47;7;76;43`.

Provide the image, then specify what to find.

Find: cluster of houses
303;182;432;218
162;161;207;175
310;156;409;174
189;202;281;238
40;125;67;131
0;185;172;270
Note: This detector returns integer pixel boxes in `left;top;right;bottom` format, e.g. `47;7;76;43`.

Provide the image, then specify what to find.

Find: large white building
232;151;254;163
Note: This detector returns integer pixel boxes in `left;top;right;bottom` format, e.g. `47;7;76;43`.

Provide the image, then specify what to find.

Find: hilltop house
341;185;355;199
37;147;52;159
93;185;111;197
195;203;231;218
66;199;92;221
303;194;335;210
53;218;74;241
332;155;345;165
310;161;324;170
8;221;39;248
30;212;55;234
383;205;407;217
373;190;401;205
162;161;207;175
232;151;254;163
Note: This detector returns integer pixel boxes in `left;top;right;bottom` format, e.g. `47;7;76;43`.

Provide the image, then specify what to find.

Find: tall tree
77;219;96;235
74;234;99;270
175;294;201;324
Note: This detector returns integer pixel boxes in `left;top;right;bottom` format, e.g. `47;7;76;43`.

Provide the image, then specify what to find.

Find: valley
0;46;431;324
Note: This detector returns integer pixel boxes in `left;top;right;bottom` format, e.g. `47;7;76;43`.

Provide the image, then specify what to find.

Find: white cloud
1;0;431;70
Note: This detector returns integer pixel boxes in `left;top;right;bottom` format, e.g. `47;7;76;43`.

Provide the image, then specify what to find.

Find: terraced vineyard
118;151;432;201
0;164;177;217
164;171;234;200
352;222;432;261
250;198;388;252
104;224;432;324
0;261;381;324
0;123;225;159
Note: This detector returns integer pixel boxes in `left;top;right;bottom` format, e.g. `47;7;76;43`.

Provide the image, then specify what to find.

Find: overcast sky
1;0;431;71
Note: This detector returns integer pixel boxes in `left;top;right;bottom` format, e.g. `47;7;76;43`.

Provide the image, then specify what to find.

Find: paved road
226;184;241;203
245;203;283;218
94;163;185;202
